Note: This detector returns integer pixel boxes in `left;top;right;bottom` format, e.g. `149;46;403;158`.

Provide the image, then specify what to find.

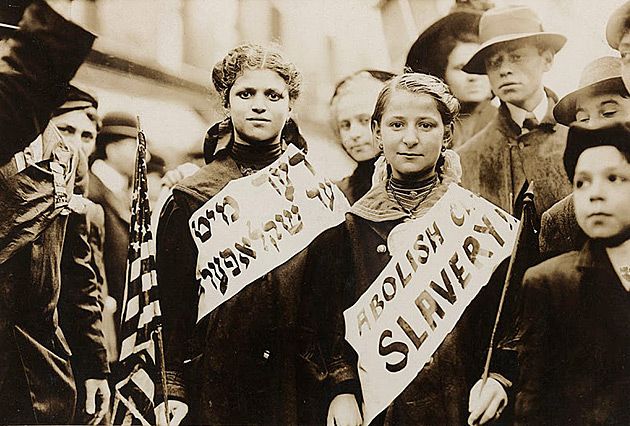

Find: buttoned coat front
457;90;572;226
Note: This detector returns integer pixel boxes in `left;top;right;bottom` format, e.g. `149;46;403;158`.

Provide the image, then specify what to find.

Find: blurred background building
52;0;627;179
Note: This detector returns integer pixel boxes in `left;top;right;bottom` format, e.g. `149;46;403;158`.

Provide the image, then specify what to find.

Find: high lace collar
202;117;308;165
351;149;462;222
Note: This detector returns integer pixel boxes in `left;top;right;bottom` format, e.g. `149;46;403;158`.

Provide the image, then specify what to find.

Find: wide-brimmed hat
554;57;628;126
606;1;630;49
462;5;566;75
563;121;630;181
405;11;482;75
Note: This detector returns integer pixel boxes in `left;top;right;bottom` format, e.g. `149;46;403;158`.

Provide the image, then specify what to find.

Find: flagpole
154;325;170;426
136;116;170;426
481;184;535;385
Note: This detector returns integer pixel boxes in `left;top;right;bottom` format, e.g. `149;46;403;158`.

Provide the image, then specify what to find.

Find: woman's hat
563;122;630;181
606;1;630;49
462;5;566;74
54;85;99;116
405;11;482;74
554;57;627;126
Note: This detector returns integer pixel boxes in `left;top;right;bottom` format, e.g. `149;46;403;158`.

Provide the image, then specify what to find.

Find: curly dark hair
212;43;303;109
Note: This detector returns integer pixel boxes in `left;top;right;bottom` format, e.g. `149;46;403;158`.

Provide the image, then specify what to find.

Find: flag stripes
112;123;165;424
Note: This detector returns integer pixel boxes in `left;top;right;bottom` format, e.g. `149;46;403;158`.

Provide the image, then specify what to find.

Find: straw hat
554;57;627;126
462;5;566;74
606;1;630;49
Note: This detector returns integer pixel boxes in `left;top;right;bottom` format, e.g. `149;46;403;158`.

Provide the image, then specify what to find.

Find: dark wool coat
457;90;573;227
515;240;630;425
451;99;497;149
336;157;377;206
306;179;515;426
156;122;319;425
539;194;587;259
0;2;95;424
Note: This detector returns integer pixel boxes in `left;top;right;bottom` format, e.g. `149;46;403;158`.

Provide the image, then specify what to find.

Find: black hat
54;85;98;116
94;111;138;160
406;11;482;76
99;111;138;140
564;122;630;182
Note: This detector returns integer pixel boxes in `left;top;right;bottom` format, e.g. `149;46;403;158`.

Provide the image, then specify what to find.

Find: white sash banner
190;145;349;322
343;184;519;425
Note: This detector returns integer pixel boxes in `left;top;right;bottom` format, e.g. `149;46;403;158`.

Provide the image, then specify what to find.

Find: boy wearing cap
607;1;630;91
514;123;630;425
88;112;144;331
539;56;630;258
457;5;572;224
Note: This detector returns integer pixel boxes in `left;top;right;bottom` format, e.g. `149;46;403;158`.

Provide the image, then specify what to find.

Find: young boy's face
573;145;630;239
575;92;630;128
484;40;552;110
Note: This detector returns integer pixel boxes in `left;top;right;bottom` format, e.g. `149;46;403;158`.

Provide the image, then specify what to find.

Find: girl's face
374;90;446;181
573;145;630;239
228;68;290;144
445;42;491;104
334;79;382;162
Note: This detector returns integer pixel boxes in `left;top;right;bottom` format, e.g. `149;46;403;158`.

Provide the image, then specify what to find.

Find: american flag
112;122;165;425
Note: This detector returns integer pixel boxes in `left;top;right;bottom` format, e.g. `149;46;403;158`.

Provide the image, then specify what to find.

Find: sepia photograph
0;0;628;424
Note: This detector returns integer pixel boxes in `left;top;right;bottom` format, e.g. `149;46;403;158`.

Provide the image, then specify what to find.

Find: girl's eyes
608;174;627;183
418;122;435;130
359;117;370;126
574;178;587;189
389;121;404;129
267;92;281;101
237;91;252;99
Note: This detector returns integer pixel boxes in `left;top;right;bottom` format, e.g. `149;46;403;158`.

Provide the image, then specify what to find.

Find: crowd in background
0;0;629;425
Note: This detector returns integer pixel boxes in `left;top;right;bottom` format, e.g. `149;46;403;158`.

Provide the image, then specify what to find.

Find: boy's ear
541;48;554;72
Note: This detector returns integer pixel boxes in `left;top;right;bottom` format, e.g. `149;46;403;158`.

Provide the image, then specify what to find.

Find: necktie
522;112;539;132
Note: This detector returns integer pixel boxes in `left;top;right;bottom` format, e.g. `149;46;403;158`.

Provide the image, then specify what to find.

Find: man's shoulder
456;114;504;155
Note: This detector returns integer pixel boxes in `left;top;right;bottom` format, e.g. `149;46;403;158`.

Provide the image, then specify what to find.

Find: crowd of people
0;0;628;425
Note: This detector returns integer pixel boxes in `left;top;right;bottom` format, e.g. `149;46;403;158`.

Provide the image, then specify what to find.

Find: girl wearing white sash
154;43;314;425
302;73;512;426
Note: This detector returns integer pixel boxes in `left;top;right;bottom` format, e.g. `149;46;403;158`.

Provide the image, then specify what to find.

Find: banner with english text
343;184;519;425
189;145;349;322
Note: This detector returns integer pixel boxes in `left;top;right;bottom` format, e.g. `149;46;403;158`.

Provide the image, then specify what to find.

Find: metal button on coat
376;244;387;253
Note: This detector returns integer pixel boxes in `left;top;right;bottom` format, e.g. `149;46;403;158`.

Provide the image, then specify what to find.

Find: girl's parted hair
371;73;460;133
211;43;303;109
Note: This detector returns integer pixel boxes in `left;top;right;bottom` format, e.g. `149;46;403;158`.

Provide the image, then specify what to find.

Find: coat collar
350;178;451;222
202;117;308;164
496;87;560;139
576;239;610;271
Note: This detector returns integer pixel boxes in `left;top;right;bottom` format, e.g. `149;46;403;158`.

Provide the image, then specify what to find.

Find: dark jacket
452;99;497;149
539;194;587;259
157;121;315;425
87;168;130;330
336;157;377;205
457;89;572;227
515;240;630;425
0;2;95;424
307;176;515;425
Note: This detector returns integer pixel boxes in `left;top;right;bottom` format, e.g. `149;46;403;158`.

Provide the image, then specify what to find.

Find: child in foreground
515;123;630;425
